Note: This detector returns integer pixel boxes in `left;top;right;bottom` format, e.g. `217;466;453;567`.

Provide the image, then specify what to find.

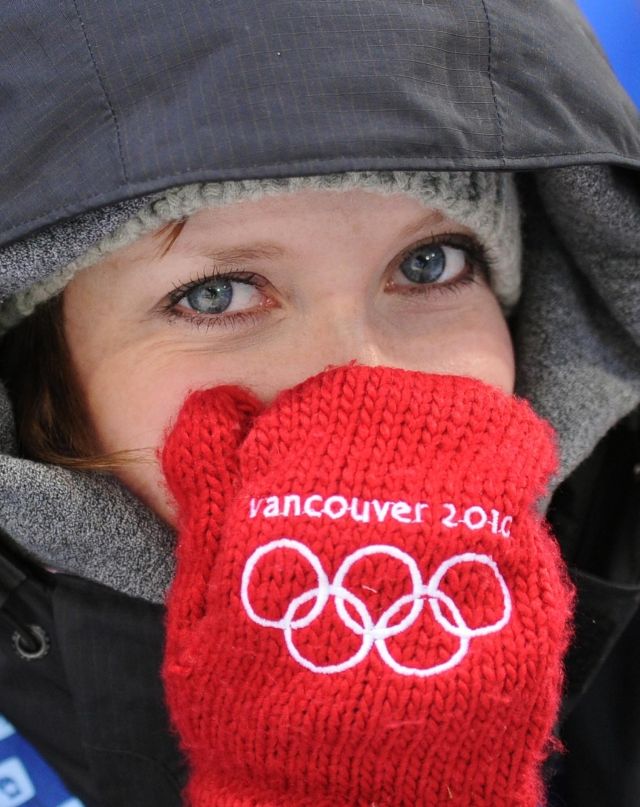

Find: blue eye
400;244;447;284
184;278;233;314
394;243;469;289
175;274;264;317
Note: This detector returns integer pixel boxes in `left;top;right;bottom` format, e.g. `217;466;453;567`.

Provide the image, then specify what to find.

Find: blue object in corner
0;715;84;807
577;0;640;108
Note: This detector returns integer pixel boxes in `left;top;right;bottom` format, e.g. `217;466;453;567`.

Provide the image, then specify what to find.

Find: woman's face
63;189;515;525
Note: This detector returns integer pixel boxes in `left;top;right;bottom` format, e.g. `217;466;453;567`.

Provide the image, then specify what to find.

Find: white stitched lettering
391;501;412;523
263;496;280;517
246;493;513;535
414;503;429;523
304;495;323;518
325;495;349;519
282;494;301;517
371;499;392;522
350;497;371;523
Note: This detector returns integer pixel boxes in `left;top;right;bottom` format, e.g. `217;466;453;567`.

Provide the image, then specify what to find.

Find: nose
310;313;385;369
275;302;392;394
244;296;401;405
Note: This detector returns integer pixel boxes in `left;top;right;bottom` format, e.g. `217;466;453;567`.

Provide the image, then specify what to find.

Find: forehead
187;188;443;227
156;189;459;257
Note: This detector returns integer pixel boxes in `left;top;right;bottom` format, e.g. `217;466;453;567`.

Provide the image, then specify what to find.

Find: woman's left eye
390;239;481;292
393;244;469;286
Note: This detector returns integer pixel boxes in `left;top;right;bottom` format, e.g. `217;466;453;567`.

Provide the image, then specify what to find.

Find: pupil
186;279;233;313
400;245;445;284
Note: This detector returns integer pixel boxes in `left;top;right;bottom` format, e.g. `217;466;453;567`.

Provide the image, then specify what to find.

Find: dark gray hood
0;0;639;603
1;0;638;251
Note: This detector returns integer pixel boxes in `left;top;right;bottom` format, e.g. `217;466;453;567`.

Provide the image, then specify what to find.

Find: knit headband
0;171;521;330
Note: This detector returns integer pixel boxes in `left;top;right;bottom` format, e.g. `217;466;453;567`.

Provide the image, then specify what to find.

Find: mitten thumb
161;384;262;634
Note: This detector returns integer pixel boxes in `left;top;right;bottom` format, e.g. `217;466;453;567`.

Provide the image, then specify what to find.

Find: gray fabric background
516;166;640;478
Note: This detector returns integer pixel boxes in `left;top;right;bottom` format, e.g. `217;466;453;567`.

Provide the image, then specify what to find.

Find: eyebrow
397;210;448;240
194;243;286;265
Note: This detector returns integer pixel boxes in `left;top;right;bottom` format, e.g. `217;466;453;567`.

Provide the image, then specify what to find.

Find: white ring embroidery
240;540;512;677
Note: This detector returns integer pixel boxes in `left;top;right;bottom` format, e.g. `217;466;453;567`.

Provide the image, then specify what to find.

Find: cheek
426;314;515;394
86;355;197;453
386;293;515;394
80;348;241;526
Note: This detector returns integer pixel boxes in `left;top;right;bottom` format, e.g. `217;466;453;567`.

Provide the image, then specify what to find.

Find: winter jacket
0;1;639;805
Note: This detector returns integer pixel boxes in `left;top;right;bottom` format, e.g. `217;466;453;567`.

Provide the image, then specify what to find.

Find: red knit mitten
161;365;574;807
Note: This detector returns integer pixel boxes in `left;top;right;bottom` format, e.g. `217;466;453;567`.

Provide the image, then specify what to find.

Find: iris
400;245;446;284
185;278;233;313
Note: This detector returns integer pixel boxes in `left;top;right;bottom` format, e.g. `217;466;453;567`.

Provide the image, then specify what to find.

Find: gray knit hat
0;170;521;329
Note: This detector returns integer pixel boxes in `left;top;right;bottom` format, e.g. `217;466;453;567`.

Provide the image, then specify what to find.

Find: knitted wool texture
161;366;575;807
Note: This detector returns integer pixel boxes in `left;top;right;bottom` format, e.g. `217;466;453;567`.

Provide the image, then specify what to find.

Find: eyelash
161;233;493;331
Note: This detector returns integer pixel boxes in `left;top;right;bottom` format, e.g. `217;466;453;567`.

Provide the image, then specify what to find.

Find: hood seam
480;0;507;167
70;0;129;184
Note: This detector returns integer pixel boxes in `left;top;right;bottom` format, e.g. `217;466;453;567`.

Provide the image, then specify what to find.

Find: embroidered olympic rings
240;540;512;677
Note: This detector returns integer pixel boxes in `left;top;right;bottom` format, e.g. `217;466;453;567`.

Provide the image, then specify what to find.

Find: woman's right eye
172;273;266;318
